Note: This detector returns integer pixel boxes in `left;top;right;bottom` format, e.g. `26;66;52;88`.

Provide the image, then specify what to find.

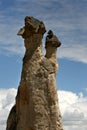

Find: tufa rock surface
6;16;63;130
45;30;61;75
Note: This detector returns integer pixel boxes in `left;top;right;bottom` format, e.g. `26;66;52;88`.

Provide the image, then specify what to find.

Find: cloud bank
0;88;17;130
0;88;87;130
58;91;87;130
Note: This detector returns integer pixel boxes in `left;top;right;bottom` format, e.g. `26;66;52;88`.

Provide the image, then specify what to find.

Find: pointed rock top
17;16;46;38
45;30;61;48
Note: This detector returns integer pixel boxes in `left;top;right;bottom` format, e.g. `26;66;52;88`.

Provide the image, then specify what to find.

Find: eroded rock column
6;16;63;130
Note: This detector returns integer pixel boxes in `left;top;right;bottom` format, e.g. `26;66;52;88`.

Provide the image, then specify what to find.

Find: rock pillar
6;16;63;130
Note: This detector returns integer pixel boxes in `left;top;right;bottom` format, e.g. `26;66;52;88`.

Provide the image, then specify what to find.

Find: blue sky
0;0;87;130
0;0;87;94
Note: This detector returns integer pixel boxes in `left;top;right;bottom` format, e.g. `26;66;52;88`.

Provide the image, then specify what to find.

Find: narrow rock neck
23;34;43;61
45;46;57;60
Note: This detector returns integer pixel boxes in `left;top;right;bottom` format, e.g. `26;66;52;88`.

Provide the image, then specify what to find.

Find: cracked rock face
6;16;63;130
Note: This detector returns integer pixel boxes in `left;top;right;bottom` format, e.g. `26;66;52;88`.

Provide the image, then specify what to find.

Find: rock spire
6;16;63;130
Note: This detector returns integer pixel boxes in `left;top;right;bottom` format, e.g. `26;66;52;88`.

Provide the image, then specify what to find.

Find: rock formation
6;16;63;130
45;30;61;75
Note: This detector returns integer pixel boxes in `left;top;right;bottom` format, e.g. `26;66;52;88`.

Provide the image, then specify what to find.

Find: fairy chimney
6;16;63;130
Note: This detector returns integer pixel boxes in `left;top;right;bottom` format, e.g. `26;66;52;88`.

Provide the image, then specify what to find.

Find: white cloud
58;91;87;130
58;44;87;64
0;88;87;130
0;88;17;130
